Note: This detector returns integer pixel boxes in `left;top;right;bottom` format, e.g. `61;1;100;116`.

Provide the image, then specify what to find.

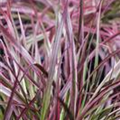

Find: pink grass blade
40;15;64;120
63;2;78;116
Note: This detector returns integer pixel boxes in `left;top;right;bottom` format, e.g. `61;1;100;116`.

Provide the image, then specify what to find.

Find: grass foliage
0;0;120;120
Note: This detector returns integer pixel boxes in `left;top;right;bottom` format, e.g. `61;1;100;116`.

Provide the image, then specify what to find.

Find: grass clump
0;0;120;120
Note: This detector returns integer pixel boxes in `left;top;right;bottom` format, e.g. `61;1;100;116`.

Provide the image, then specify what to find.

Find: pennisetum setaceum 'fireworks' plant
0;0;120;120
